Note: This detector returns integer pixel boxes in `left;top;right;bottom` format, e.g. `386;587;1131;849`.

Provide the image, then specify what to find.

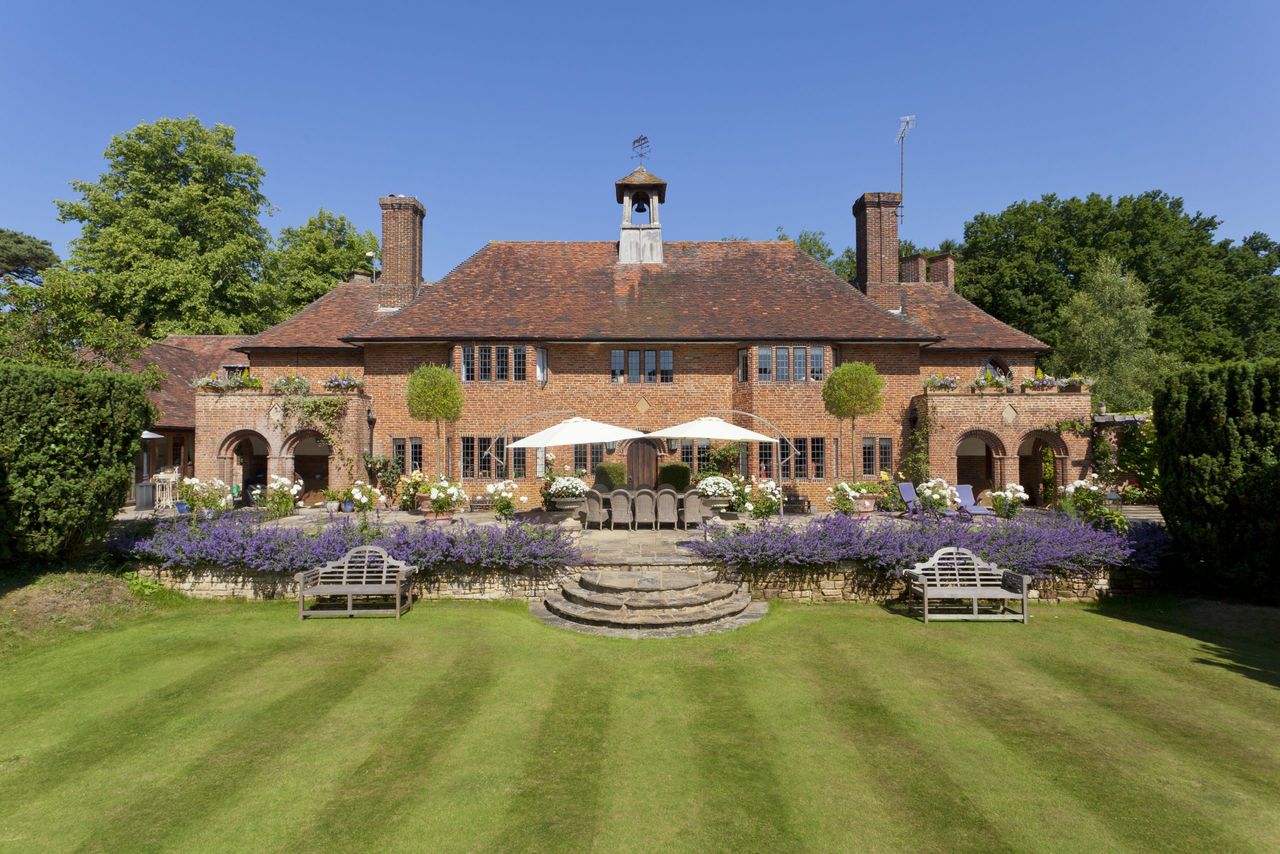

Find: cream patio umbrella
643;416;778;443
507;417;646;448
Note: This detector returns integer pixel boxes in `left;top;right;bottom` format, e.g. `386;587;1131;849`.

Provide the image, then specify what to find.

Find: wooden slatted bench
901;547;1031;623
294;546;418;620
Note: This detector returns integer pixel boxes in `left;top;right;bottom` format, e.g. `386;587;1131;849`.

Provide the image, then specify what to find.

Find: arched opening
982;356;1011;380
624;438;662;489
631;191;652;225
287;431;331;506
1017;431;1069;506
955;430;1006;497
218;431;270;503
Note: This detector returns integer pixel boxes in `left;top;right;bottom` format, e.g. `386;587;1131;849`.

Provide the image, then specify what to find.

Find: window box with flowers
1021;370;1058;393
921;374;961;392
323;372;365;393
192;373;263;393
1056;375;1091;393
271;373;310;395
968;369;1013;394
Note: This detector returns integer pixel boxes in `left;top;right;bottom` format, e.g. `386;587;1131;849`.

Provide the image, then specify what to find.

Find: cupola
615;166;666;264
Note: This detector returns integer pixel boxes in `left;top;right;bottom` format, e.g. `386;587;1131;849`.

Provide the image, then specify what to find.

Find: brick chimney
853;192;903;311
379;195;425;285
928;253;956;290
900;253;928;283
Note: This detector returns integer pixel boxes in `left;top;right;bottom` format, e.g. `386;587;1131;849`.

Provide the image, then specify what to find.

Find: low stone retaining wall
136;563;1109;603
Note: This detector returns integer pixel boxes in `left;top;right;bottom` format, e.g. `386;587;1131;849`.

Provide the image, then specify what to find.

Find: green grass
1;592;1278;853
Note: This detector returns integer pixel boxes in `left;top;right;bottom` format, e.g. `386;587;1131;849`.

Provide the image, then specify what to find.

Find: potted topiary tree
822;362;884;480
406;364;464;478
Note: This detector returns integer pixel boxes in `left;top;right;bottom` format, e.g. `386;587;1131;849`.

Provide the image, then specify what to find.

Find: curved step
561;578;741;611
543;588;753;629
578;569;715;594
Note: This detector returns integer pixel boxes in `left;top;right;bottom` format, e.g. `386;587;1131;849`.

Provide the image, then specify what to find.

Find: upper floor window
461;346;475;381
478;346;492;381
536;348;548;382
460;344;533;382
614;348;673;383
757;345;824;382
495;346;509;381
738;349;749;382
513;346;527;381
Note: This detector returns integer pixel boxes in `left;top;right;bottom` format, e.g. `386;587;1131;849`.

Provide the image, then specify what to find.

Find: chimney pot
379;194;425;287
901;253;928;283
852;191;902;309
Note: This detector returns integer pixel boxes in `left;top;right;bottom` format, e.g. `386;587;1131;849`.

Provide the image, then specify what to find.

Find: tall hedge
1153;360;1280;603
0;364;152;563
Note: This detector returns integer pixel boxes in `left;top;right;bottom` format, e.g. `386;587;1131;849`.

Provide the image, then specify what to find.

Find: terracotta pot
853;496;878;514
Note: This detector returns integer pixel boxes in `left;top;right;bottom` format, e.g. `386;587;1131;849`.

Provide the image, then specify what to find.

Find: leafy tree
822;362;884;478
957;191;1279;363
1049;256;1175;411
405;364;463;474
776;227;857;283
260;210;378;326
42;116;271;339
0;229;59;283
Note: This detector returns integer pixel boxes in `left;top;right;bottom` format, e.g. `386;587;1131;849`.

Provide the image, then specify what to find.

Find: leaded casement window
659;350;673;383
513;347;527;381
496;346;509;381
478;346;492;381
758;443;774;479
738;444;749;477
860;436;895;477
644;350;658;383
392;438;406;474
410;438;423;473
781;442;792;479
627;350;641;384
681;440;694;467
878;438;893;477
811;438;826;479
461;437;476;479
696;440;710;472
611;350;626;383
780;438;823;480
862;437;876;476
590;443;604;472
793;437;808;480
536;348;548;382
792;348;807;383
511;441;527;478
809;347;825;381
757;347;773;382
478;438;493;478
535;447;546;478
775;347;790;382
617;348;674;383
462;346;476;381
492;437;507;477
738;349;750;382
574;444;587;473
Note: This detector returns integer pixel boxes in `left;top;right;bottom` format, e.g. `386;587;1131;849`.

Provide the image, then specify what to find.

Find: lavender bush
689;512;1135;579
135;514;583;576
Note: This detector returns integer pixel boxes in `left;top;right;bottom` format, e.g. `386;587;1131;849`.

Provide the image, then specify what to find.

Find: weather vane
631;134;651;164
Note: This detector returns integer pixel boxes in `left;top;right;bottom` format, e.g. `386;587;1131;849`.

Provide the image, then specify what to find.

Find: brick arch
215;429;273;499
281;428;331;457
217;428;273;459
1016;429;1069;459
953;428;1007;458
1015;429;1071;505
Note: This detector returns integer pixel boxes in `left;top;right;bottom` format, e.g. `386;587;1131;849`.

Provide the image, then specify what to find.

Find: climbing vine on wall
899;403;934;484
275;394;351;476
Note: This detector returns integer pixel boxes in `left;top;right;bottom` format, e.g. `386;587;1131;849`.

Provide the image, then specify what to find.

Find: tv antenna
897;115;916;225
631;134;651;165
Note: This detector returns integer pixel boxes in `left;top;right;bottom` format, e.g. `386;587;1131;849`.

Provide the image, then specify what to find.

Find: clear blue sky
4;0;1277;280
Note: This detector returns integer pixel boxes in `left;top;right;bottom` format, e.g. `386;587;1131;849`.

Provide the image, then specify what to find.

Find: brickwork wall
919;349;1038;385
246;349;364;386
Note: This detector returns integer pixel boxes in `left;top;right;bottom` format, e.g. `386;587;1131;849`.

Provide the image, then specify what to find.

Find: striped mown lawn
1;595;1277;852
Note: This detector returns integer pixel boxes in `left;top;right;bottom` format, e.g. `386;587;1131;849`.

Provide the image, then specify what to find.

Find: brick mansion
140;166;1093;506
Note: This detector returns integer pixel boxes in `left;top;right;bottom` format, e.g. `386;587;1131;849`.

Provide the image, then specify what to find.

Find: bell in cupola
632;192;649;214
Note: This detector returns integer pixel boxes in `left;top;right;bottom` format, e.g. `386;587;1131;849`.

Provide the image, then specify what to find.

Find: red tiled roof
135;335;247;429
348;241;936;343
239;280;387;350
904;284;1048;351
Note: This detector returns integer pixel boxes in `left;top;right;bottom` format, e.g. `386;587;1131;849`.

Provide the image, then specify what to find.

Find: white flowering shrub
485;479;524;520
741;477;782;519
177;477;232;512
827;481;881;514
343;479;384;513
697;476;735;498
424;477;467;514
252;475;304;519
547;476;589;499
989;482;1030;519
917;477;959;513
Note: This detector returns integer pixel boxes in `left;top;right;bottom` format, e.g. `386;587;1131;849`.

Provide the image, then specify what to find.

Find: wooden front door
294;455;330;505
626;440;659;489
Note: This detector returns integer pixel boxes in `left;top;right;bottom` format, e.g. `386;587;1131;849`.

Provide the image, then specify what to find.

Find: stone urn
853;495;877;514
552;496;585;511
702;495;732;511
324;500;340;513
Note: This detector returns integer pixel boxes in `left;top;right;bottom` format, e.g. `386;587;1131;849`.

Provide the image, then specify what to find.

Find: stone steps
534;569;767;637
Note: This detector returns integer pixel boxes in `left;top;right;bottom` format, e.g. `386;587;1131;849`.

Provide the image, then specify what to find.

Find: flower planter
341;499;354;513
702;495;732;510
175;501;191;514
552;497;585;511
324;500;340;512
1022;387;1057;393
970;387;1011;395
1059;383;1086;393
853;496;878;514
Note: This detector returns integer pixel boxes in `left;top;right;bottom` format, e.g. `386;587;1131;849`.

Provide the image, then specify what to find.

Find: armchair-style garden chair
679;490;706;530
632;489;657;529
955;484;995;520
581;489;610;529
655;488;679;528
609;489;634;530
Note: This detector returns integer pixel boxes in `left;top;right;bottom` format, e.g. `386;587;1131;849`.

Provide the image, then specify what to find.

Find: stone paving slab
529;598;769;639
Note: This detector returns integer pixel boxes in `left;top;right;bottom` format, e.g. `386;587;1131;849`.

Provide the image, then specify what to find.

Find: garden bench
294;546;417;620
901;547;1030;623
468;494;494;512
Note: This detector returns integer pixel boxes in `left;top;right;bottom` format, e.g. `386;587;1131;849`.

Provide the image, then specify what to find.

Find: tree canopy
1049;256;1173;412
822;362;884;477
406;364;464;474
0;229;59;284
957;191;1280;364
260;210;378;326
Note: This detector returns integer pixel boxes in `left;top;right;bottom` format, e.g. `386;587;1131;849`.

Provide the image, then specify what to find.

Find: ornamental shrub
593;462;626;491
657;462;691;492
1154;360;1280;602
0;364;152;564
